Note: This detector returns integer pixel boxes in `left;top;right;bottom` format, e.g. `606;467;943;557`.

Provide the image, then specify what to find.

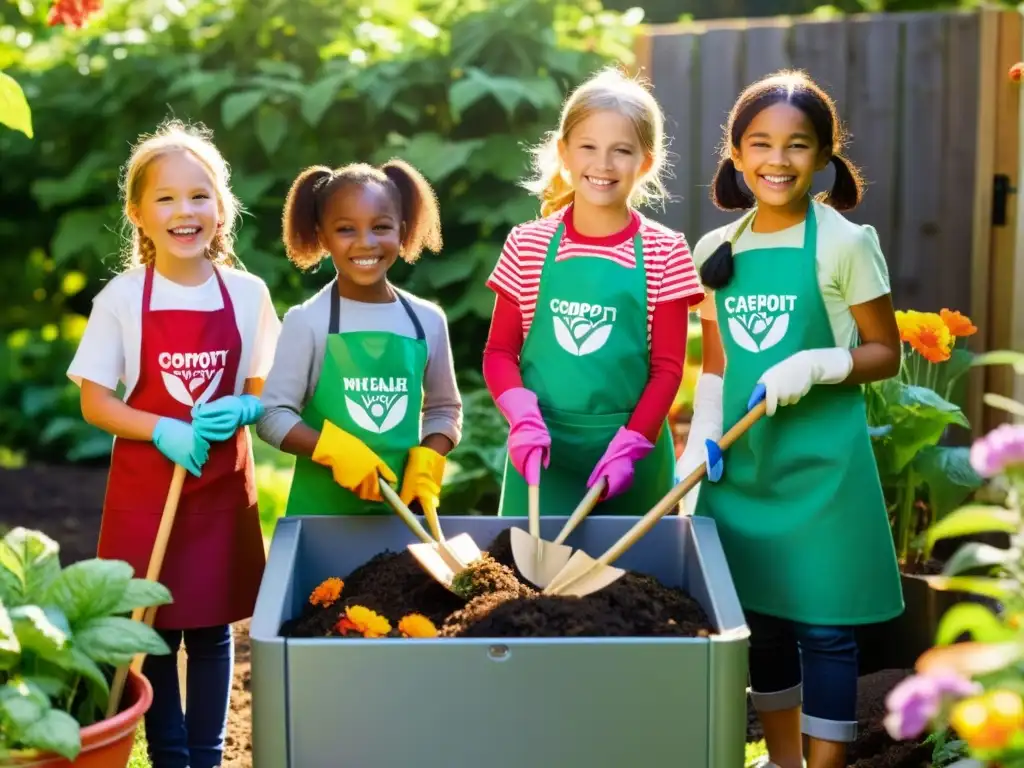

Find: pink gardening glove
495;387;551;486
587;427;655;500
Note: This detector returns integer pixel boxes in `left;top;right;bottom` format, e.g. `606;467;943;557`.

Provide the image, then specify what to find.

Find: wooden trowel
543;387;768;598
511;479;605;587
378;477;482;598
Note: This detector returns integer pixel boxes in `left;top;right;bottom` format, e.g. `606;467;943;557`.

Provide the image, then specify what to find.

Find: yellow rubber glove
399;446;446;525
312;420;397;501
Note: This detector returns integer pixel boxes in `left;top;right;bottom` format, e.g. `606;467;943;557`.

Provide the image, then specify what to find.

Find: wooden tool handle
378;478;435;545
422;504;445;542
106;463;187;718
553;480;605;545
596;401;766;569
528;484;540;539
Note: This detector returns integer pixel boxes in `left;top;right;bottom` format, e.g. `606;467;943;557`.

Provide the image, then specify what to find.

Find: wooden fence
633;7;1024;432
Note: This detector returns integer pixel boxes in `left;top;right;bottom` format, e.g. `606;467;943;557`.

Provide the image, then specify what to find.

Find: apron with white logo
695;204;904;625
498;219;675;517
98;265;265;629
285;282;427;516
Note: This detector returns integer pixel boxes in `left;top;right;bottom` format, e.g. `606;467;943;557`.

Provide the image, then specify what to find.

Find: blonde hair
119;119;241;269
523;66;669;217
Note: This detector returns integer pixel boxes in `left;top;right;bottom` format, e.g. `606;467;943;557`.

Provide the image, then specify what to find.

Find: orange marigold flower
340;605;391;638
939;308;977;338
309;577;344;608
898;310;952;363
398;613;438;638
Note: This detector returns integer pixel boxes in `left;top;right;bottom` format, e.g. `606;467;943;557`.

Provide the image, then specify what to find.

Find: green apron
695;203;904;625
284;282;428;516
498;221;675;517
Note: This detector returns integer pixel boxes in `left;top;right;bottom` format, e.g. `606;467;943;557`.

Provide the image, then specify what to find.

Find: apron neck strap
731;196;817;247
328;280;426;341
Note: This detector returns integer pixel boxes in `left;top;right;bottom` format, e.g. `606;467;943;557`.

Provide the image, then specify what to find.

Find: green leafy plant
441;378;509;515
0;527;172;761
865;308;983;566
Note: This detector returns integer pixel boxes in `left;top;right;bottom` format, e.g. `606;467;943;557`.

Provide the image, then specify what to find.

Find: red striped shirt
486;205;704;339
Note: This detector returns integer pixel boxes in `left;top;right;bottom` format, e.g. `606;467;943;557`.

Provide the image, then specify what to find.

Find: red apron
97;265;266;630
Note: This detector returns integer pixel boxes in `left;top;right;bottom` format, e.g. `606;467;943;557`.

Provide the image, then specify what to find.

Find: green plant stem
65;675;80;714
896;468;918;565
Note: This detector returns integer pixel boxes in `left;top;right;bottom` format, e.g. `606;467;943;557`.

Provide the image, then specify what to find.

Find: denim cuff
802;712;858;743
749;682;802;712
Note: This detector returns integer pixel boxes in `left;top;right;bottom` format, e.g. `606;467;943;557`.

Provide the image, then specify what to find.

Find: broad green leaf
10;606;68;656
0;598;19;670
982;393;1024;419
22;708;81;760
941;541;1009;577
418;244;491;289
449;68;531;120
1;691;45;733
301;73;347;126
0;71;33;138
972;350;1024;374
256;108;288;156
935;603;1015;645
923;504;1019;553
255;59;303;80
38;647;109;699
0;544;23;606
914;446;984;520
30;151;115;210
50;208;118;265
44;558;133;626
233;172;277;207
22;676;67;699
520;76;564;110
222;90;266;129
167;69;236;108
375;133;484;184
74;616;171;666
0;528;60;606
108;578;173;616
925;575;1014;601
887;384;969;473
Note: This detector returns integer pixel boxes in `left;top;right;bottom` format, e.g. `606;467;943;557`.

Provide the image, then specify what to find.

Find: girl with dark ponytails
677;70;904;768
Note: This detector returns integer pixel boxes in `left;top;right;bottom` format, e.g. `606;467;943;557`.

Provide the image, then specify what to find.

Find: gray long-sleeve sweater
255;282;463;449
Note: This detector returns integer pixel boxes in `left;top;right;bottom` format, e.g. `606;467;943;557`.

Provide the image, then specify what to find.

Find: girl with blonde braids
482;66;704;518
67;118;280;768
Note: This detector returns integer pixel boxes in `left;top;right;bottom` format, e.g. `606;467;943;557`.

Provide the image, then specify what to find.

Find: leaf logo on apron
549;297;618;357
158;350;228;407
723;294;797;354
342;376;410;434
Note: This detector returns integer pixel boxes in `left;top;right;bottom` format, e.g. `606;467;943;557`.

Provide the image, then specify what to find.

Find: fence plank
697;28;745;236
651;33;698;234
938;12;980;318
844;16;902;288
790;18;851;120
897;14;947;307
742;22;791;83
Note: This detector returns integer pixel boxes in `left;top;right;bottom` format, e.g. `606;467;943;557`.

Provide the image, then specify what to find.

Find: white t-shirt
67;265;282;399
691;200;891;348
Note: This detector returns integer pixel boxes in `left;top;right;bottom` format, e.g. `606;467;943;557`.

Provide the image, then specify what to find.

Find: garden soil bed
4;464;937;766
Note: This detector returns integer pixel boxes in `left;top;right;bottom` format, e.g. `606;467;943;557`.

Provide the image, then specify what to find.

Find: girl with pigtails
677;70;904;768
256;159;463;519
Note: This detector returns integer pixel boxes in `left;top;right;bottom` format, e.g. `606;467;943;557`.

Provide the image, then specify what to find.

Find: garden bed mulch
4;465;937;767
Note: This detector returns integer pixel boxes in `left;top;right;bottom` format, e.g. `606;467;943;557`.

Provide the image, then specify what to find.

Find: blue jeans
746;610;859;743
142;624;234;768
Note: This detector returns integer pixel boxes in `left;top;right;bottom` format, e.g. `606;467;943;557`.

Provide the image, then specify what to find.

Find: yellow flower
950;689;1024;751
940;308;977;338
896;310;952;363
309;577;344;608
398;614;438;638
337;605;391;638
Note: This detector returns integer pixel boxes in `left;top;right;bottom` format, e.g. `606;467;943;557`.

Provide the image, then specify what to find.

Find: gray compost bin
250;514;750;768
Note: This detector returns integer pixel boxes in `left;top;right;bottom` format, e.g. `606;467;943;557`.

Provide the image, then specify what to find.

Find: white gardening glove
756;348;854;417
675;373;724;516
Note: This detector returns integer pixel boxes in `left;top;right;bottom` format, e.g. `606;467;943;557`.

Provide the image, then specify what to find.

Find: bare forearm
422;433;454;456
80;381;160;441
700;318;726;377
279;422;320;458
845;343;901;385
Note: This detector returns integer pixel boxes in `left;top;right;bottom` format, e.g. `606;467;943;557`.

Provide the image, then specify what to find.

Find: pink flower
883;671;980;740
970;423;1024;477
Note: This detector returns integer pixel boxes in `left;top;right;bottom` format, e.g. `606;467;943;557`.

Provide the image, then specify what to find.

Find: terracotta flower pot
7;669;153;768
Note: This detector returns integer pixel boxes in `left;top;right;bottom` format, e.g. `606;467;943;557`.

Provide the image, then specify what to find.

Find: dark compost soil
280;527;717;638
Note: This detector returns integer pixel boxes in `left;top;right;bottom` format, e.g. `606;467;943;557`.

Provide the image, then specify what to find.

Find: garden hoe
511;478;606;588
378;476;482;598
542;386;769;599
105;463;187;719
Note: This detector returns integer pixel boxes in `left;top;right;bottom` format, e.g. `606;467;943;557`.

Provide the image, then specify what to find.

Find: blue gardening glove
152;417;210;477
191;395;264;442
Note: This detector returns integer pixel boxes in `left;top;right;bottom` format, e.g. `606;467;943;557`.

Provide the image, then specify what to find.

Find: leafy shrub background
0;0;640;513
